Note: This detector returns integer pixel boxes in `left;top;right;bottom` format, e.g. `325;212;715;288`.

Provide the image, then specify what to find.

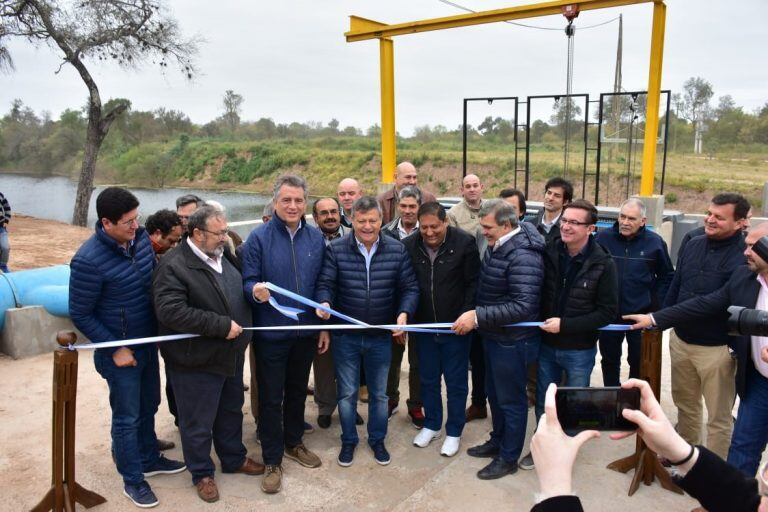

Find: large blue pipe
0;265;70;330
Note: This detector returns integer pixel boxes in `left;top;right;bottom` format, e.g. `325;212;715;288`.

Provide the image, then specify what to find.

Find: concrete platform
0;334;713;511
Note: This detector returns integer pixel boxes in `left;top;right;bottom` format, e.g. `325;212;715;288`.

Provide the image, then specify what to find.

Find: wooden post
606;329;683;496
31;331;106;512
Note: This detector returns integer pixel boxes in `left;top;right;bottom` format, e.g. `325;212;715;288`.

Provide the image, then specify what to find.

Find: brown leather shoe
196;477;219;503
230;456;265;475
465;404;488;422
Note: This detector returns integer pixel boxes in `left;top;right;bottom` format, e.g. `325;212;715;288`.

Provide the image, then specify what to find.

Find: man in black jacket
661;192;750;459
453;199;545;480
534;177;573;243
626;222;768;478
153;206;265;503
537;199;618;422
404;202;480;457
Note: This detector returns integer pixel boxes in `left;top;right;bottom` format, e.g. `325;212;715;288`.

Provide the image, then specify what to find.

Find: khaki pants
669;331;736;459
313;348;337;416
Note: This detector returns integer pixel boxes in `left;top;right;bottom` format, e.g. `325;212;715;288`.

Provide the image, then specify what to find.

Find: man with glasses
176;194;203;234
69;187;185;508
152;205;264;503
241;174;326;494
529;199;618;468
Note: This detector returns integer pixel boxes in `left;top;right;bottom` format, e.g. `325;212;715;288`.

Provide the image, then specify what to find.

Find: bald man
337;178;363;228
376;162;437;225
447;174;485;237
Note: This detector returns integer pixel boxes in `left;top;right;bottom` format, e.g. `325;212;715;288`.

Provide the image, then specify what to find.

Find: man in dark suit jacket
626;222;768;477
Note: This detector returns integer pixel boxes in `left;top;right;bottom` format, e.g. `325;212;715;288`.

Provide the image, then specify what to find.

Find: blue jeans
0;225;9;271
598;329;642;386
727;365;768;476
415;333;470;437
332;333;391;447
485;336;540;463
94;346;161;485
536;343;597;420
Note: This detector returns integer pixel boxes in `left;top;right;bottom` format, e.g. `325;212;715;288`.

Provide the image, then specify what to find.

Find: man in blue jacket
69;187;185;508
594;198;674;386
315;196;419;468
241;174;326;494
453;199;545;480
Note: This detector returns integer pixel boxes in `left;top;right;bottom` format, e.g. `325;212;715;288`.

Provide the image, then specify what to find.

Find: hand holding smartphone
555;386;641;435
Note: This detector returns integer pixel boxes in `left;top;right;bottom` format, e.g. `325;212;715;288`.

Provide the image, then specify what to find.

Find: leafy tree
0;0;198;225
222;90;243;131
680;77;714;153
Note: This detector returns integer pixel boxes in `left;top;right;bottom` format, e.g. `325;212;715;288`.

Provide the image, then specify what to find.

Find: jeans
169;357;247;484
94;346;161;485
254;336;316;465
415;333;470;437
485;336;540;463
0;225;9;271
727;365;768;476
386;336;422;408
469;331;486;407
598;329;641;386
536;343;597;420
332;333;391;447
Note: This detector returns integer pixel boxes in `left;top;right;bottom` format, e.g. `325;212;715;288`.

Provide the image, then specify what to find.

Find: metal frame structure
595;89;671;203
461;96;519;180
345;0;666;198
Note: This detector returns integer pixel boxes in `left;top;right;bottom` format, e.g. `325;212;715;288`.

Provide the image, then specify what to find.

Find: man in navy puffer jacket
315;196;419;468
240;175;326;494
453;199;545;481
594;198;673;386
69;187;185;508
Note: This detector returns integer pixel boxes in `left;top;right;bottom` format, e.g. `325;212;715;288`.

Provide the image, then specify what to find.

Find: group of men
68;161;768;509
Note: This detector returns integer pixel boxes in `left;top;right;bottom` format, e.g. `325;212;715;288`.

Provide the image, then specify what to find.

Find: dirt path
6;214;92;270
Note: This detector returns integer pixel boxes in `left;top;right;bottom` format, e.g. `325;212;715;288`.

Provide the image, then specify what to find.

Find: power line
436;0;620;31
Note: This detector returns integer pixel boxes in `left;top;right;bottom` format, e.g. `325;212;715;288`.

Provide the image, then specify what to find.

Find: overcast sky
1;0;766;136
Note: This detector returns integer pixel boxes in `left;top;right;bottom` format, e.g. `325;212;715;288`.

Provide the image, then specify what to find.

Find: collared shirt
493;226;521;251
186;237;222;274
540;211;562;234
285;222;302;241
321;225;346;246
397;219;419;240
355;236;379;288
752;273;768;378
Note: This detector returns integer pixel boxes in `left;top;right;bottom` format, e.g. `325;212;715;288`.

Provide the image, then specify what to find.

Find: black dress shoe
317;414;332;429
355;412;364;425
466;440;500;458
477;457;518;480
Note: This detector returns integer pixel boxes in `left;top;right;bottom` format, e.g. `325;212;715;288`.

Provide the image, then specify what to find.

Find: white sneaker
413;427;441;448
440;436;461;457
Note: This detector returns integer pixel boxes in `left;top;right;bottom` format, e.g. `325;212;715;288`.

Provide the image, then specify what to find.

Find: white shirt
286;223;302;241
494;226;521;251
751;273;768;378
540;212;562;234
186;237;222;274
397;219;419;240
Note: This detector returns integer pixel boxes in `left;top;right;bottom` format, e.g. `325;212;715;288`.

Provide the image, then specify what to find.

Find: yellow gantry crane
345;0;666;198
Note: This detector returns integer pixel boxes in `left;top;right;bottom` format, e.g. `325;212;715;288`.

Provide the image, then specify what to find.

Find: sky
1;0;766;136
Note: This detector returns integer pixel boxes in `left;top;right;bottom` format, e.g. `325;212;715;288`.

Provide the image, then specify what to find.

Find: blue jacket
241;213;325;342
315;231;419;328
69;223;157;355
594;223;674;317
476;222;545;343
663;230;746;346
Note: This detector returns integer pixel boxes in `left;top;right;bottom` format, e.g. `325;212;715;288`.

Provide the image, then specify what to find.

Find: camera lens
729;306;768;337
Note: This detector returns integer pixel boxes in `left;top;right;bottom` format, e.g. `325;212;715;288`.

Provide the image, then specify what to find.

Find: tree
680;77;713;153
0;0;198;225
222;90;243;131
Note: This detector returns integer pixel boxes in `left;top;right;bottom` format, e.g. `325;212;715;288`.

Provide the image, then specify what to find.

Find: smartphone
555;386;641;435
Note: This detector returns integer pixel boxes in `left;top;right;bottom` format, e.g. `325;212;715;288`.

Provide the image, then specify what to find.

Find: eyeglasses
559;218;592;227
199;228;230;239
317;209;339;216
118;214;143;227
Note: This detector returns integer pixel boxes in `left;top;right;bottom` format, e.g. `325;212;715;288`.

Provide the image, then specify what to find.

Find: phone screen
555;387;640;434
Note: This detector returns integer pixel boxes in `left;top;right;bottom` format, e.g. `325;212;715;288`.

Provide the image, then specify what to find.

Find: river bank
6;214;91;270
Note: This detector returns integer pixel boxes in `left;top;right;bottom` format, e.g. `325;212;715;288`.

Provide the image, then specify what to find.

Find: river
0;173;270;236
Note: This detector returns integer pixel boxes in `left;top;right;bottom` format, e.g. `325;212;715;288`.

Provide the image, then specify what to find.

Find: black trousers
255;336;316;466
469;331;487;407
169;357;247;484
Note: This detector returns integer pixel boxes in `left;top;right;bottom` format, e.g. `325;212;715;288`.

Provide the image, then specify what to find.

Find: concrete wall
0;306;84;359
